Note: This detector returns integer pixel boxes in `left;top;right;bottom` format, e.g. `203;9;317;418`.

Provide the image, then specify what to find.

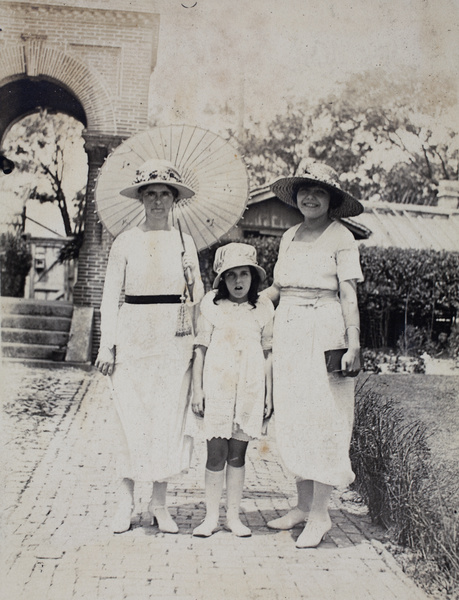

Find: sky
149;0;459;134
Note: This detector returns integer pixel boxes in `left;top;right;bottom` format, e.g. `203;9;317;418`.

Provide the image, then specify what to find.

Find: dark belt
124;294;182;304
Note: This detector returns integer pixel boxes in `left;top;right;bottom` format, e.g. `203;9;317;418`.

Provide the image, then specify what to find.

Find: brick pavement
2;362;430;600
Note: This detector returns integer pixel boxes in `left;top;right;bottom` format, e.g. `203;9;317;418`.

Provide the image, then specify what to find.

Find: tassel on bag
176;220;193;336
176;289;193;337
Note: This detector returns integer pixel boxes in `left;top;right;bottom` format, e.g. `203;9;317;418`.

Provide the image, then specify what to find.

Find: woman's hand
192;390;205;418
95;346;115;376
341;347;361;377
182;251;194;271
182;251;195;290
339;280;361;377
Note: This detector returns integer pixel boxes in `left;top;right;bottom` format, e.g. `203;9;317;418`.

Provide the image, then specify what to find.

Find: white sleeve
194;311;214;347
183;233;205;305
99;236;126;349
273;226;297;287
335;228;364;283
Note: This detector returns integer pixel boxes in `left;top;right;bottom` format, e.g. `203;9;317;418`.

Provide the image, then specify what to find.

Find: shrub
396;325;429;357
0;232;32;297
351;384;459;591
447;326;459;360
358;247;459;349
361;348;426;374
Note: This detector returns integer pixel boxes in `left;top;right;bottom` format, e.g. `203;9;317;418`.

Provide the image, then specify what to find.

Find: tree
4;111;87;238
237;68;459;205
309;69;458;204
231;101;312;188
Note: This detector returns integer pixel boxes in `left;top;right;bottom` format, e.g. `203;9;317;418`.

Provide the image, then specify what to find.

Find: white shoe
112;502;134;534
148;504;179;534
192;518;220;538
267;507;308;530
295;516;332;548
225;518;252;537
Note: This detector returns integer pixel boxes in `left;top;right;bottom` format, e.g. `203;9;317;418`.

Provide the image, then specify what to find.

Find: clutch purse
324;348;360;377
324;348;347;373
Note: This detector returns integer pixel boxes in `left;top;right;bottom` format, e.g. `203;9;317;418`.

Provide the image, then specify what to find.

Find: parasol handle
177;219;194;302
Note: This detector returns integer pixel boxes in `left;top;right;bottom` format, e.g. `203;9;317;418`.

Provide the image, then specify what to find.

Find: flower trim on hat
132;167;183;186
301;166;341;188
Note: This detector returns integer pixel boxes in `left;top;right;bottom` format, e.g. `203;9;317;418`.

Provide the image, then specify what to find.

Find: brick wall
1;1;160;136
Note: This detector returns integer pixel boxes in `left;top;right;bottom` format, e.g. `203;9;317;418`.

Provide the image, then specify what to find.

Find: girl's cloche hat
120;158;195;199
270;160;364;218
212;243;266;289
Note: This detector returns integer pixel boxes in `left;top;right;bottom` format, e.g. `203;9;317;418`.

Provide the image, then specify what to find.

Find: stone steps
2;342;66;360
1;298;73;361
2;314;72;331
1;297;73;318
2;328;69;346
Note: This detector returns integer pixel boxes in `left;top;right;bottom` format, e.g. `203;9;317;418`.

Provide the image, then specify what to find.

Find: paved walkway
1;362;430;600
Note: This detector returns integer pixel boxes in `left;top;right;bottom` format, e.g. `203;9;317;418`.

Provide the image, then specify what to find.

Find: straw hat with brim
270;162;364;218
120;159;195;199
213;243;266;289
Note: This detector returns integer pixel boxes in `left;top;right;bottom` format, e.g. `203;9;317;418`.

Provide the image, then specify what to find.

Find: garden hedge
199;235;459;350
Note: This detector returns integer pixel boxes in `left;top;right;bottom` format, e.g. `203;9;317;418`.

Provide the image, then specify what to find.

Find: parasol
94;125;249;250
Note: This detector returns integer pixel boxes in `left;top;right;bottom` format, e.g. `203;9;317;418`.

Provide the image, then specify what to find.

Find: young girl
191;243;274;537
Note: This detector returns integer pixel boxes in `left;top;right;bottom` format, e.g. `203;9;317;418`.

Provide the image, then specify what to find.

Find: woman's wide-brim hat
120;159;195;199
270;161;364;218
213;243;266;289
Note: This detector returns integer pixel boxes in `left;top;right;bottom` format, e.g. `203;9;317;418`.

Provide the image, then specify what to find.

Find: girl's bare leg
225;439;251;537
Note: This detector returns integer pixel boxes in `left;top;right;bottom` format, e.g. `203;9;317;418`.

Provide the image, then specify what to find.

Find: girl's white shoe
192;519;220;538
149;504;179;534
295;515;332;548
225;518;252;537
267;507;308;530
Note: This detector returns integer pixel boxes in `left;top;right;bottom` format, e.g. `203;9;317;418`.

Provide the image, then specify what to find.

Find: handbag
324;348;360;377
324;348;347;373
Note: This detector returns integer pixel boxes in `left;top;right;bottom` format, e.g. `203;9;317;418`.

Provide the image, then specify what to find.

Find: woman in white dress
263;162;364;548
95;159;204;534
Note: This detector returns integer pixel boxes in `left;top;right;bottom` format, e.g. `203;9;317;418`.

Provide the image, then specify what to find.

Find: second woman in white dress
264;162;364;548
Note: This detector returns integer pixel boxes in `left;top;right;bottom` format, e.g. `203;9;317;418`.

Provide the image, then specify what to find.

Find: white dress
99;226;204;482
272;221;364;487
195;291;274;441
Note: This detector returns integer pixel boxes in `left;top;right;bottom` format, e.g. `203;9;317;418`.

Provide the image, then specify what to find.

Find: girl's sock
193;468;225;537
225;465;251;537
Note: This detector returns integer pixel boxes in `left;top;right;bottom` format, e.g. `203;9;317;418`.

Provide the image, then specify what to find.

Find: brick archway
0;42;116;138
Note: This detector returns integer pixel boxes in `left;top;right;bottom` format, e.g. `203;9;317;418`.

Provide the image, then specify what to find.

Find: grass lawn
359;372;459;495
